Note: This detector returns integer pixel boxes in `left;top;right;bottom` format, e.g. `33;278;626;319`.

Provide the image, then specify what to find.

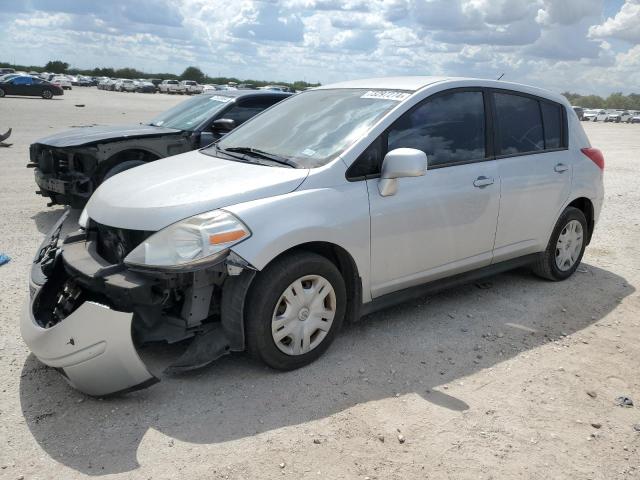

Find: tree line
0;60;320;91
562;91;640;110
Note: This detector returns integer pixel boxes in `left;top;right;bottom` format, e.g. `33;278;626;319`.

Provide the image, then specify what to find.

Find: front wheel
41;89;53;99
245;251;346;370
532;207;588;281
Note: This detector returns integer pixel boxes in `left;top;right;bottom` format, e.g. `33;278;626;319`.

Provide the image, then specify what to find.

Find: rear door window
540;101;562;149
494;93;544;156
386;90;486;168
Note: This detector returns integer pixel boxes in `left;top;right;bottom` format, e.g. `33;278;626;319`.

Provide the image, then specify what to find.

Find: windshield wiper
223;147;299;168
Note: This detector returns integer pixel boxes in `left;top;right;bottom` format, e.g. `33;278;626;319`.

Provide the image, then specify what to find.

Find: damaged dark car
29;90;291;207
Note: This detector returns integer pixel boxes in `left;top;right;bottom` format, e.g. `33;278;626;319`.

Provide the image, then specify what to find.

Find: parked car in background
29;90;291;207
115;79;137;92
616;110;633;123
0;76;63;99
148;78;163;91
159;79;180;94
76;76;93;87
179;80;203;95
630;112;640;124
21;77;604;396
583;109;607;122
136;80;156;93
50;76;72;90
605;110;622;123
572;106;584;120
0;67;15;75
260;84;295;92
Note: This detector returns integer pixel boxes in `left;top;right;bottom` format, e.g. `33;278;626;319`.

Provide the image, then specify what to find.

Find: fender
226;184;373;302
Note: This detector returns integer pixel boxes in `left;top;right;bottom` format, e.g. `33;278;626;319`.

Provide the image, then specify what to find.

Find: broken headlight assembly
123;210;251;271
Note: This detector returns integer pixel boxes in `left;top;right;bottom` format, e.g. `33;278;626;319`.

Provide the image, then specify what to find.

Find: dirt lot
0;88;638;480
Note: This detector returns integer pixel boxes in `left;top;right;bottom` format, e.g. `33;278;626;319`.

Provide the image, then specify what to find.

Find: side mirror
212;118;236;132
378;148;427;196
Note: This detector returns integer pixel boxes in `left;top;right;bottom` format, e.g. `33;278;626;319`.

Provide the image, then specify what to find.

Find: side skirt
360;254;539;317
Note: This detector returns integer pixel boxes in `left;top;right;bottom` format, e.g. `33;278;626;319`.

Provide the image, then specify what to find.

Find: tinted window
347;137;383;178
13;76;33;85
222;97;282;126
387;91;485;167
494;93;543;155
541;102;562;149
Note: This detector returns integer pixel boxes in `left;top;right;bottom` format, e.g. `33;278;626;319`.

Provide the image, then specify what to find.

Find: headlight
124;210;251;270
78;207;89;229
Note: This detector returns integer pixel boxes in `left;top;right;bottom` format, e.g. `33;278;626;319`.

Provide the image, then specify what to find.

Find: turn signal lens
209;230;247;245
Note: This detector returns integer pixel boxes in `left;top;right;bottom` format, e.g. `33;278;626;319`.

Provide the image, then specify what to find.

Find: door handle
473;176;494;188
554;163;569;173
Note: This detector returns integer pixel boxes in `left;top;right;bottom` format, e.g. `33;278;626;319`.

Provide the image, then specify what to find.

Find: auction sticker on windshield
360;90;411;101
209;95;233;103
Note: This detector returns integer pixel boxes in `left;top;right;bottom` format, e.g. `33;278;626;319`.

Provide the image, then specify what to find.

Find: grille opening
93;223;153;264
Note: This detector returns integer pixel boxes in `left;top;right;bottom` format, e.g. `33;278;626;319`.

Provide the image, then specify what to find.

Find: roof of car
201;89;291;98
316;76;451;91
315;76;568;105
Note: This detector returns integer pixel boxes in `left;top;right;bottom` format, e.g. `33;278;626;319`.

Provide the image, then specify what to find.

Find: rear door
366;89;501;298
490;90;572;262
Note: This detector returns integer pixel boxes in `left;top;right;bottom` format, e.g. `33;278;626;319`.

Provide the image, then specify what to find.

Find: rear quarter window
540;102;562;149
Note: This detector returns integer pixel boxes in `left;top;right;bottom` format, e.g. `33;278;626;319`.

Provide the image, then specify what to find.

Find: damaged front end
21;211;255;396
29;144;97;207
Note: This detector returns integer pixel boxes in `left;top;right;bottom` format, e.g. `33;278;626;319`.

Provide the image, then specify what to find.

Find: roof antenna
497;73;505;81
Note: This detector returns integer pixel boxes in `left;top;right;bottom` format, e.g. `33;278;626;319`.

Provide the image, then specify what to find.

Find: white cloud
589;0;640;43
0;0;636;95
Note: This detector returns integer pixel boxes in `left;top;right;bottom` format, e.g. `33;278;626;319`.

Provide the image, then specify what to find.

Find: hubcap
271;274;336;356
555;219;584;271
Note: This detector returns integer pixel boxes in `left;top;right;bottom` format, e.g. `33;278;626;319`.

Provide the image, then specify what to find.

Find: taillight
581;147;604;170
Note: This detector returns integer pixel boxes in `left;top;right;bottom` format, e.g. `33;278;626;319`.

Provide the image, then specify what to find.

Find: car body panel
21;298;156;396
368;160;500;297
86;150;310;230
35;124;183;148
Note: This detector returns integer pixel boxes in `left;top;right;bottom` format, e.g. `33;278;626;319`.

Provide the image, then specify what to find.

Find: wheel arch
96;148;161;180
256;241;363;323
566;197;594;244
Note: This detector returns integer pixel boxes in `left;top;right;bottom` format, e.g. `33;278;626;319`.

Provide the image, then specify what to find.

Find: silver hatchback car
22;77;605;395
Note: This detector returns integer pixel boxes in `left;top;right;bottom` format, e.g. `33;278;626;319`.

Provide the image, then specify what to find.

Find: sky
0;0;639;95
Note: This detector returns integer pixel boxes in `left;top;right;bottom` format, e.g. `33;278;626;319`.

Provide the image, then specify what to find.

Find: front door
367;89;501;298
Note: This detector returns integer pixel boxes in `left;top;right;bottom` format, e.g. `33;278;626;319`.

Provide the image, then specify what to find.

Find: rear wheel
532;207;588;281
41;89;53;99
245;251;346;370
0;88;5;98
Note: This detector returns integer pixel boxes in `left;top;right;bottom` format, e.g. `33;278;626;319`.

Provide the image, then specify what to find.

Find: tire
41;89;53;99
102;160;146;182
245;251;347;371
0;88;5;98
532;207;588;281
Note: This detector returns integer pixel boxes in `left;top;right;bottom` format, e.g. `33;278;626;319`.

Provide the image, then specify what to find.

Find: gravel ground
0;88;638;480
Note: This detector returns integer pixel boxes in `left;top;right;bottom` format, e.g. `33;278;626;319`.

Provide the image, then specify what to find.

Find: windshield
148;94;233;131
208;88;408;168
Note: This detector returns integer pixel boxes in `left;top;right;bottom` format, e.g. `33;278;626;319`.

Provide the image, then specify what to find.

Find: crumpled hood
86;150;309;230
34;124;182;148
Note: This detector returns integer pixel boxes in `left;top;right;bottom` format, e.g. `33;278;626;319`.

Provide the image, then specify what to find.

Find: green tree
181;66;206;83
44;60;69;73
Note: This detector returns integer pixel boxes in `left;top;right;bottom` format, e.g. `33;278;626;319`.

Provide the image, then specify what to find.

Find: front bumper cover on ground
21;297;157;396
20;211;157;396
